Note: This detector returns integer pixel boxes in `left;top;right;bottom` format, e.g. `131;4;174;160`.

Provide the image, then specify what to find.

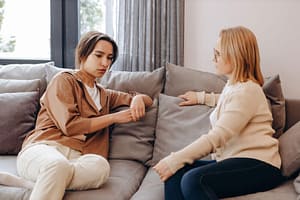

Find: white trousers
16;142;110;200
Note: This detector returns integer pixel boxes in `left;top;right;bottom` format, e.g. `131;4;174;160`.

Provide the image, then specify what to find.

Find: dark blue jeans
165;158;284;200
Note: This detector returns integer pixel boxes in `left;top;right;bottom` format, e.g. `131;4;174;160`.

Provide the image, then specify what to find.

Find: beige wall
184;0;300;98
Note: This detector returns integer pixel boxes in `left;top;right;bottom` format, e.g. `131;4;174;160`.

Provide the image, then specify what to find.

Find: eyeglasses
213;48;221;62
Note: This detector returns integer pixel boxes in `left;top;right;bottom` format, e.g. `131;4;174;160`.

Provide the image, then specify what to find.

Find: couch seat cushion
64;159;147;200
131;168;164;200
0;157;147;200
222;179;296;200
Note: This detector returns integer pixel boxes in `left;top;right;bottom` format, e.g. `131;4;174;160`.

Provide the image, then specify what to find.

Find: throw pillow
164;63;285;138
45;64;74;83
0;62;54;95
279;120;300;177
164;63;226;96
0;79;41;96
0;91;40;155
263;75;286;138
149;94;214;166
100;67;165;99
109;99;158;165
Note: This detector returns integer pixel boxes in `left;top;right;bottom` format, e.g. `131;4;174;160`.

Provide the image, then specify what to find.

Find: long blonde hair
219;26;264;86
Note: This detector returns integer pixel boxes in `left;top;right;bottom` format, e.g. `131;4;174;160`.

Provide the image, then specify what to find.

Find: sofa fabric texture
0;62;298;200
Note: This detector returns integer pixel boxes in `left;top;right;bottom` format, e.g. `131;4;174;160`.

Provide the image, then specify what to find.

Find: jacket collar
73;70;95;87
72;70;108;113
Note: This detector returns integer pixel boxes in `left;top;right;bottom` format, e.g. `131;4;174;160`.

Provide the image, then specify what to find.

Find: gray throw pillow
0;79;41;96
45;64;74;83
149;94;214;166
164;63;226;96
109;99;158;165
0;91;40;155
279;121;300;177
0;62;53;96
100;67;165;98
263;75;286;138
165;63;285;138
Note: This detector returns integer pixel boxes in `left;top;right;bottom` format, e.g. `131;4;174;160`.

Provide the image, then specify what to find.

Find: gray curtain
112;0;184;71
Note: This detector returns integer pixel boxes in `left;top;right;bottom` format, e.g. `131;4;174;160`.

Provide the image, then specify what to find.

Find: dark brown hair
75;31;118;69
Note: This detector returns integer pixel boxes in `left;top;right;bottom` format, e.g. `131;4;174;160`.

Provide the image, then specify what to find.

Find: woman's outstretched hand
153;160;173;182
178;91;198;106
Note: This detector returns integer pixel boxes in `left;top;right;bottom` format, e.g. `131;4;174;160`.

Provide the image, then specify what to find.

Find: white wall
184;0;300;98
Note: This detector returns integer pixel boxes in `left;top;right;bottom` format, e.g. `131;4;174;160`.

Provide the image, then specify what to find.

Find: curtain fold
112;0;184;71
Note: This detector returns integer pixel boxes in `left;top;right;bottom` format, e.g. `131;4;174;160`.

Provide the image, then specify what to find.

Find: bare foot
0;172;34;189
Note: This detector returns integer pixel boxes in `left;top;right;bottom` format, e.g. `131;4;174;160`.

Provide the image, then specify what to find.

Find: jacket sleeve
105;89;133;110
41;73;92;136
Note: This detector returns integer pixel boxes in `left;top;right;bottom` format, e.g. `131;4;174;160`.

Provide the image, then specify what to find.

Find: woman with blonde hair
154;26;284;200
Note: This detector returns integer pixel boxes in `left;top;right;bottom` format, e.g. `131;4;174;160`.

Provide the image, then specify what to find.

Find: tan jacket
22;71;133;158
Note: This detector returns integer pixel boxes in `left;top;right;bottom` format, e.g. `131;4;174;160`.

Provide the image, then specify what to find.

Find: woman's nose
100;58;110;67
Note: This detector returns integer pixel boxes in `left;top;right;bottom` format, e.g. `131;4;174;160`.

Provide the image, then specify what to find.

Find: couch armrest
284;98;300;131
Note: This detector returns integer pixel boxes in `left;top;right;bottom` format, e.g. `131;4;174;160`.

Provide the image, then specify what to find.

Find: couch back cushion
279;120;300;177
0;62;53;96
0;74;44;155
263;75;286;138
164;63;286;138
45;64;74;84
100;67;165;99
109;99;158;164
164;63;226;96
0;92;40;154
149;64;226;165
149;94;214;166
100;68;164;164
0;79;42;96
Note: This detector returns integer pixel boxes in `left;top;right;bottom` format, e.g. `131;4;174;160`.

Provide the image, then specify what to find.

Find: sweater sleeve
196;91;220;107
163;87;259;174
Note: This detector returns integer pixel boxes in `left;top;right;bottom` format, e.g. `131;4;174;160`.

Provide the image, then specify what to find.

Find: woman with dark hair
1;31;152;200
154;26;284;200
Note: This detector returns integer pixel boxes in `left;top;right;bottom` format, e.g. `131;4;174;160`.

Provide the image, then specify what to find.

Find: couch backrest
284;98;300;131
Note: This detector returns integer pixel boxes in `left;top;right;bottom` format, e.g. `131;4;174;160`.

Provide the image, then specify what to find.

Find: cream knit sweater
162;80;281;174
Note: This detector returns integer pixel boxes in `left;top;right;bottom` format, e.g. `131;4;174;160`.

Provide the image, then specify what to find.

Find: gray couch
0;62;299;200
